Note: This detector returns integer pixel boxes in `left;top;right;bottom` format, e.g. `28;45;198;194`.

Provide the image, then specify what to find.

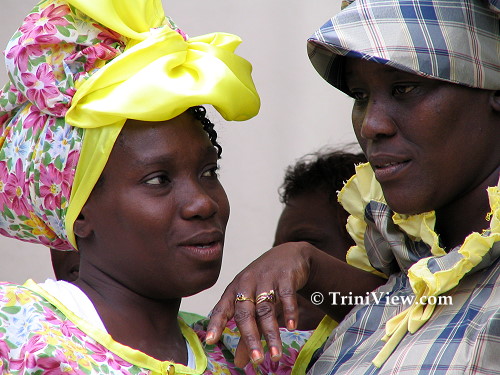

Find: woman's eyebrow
131;145;219;167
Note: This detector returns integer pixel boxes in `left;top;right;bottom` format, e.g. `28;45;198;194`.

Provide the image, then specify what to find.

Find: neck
435;166;499;250
73;272;186;363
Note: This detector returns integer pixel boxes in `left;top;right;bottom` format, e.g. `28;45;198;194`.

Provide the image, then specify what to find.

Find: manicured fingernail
205;331;215;342
270;346;280;359
287;319;296;330
250;349;263;363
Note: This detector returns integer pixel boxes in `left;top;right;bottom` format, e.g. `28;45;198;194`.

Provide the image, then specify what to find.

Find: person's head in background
50;248;80;282
274;149;367;330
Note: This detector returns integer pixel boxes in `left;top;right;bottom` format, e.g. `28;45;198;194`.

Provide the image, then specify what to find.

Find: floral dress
0;280;314;375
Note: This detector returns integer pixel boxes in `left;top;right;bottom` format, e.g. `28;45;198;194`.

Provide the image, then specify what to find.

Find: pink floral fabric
193;319;313;375
0;282;312;374
0;0;184;250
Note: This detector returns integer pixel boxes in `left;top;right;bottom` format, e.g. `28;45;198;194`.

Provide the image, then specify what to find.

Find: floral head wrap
307;0;500;92
307;0;499;368
0;0;260;250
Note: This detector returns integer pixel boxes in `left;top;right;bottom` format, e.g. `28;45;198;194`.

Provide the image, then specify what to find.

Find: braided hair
189;106;222;158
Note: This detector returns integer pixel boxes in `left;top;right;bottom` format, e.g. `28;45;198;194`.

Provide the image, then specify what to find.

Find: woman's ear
490;90;500;113
73;210;93;239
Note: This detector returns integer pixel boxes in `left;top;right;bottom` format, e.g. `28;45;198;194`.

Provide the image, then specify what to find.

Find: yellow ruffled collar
338;162;500;367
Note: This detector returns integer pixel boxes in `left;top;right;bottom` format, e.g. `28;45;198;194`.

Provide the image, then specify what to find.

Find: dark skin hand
206;242;385;367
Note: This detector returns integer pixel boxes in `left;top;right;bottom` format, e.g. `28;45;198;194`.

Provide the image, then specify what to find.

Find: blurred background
0;0;358;315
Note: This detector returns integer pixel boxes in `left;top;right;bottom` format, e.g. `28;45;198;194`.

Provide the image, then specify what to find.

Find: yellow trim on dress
291;315;338;375
23;280;208;375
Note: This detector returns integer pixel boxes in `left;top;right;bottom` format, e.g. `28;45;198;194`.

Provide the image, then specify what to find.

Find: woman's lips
178;231;224;261
178;241;223;261
372;160;411;182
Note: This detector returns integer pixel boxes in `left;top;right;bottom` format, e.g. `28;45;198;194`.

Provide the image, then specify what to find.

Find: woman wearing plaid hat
207;0;499;373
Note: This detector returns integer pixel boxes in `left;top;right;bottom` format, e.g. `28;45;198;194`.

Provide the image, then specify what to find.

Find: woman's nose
358;99;397;141
180;183;219;220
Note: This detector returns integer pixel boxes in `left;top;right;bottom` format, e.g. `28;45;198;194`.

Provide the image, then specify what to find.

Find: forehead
102;114;217;177
344;58;420;81
120;114;214;155
279;190;338;225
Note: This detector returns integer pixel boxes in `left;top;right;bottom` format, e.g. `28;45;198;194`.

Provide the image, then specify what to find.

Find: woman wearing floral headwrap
0;0;311;374
207;0;499;373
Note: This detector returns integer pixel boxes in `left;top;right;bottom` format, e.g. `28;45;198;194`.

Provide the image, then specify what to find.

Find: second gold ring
255;290;276;304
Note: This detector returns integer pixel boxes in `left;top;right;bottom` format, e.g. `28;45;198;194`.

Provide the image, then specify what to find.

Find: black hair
189;106;222;158
279;148;367;205
279;148;366;244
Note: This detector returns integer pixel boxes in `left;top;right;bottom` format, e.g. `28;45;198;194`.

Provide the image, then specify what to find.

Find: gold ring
255;290;275;305
235;293;255;303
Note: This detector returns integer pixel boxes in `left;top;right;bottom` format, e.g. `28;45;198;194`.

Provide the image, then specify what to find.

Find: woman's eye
393;85;416;95
144;175;169;185
349;90;368;101
202;166;220;178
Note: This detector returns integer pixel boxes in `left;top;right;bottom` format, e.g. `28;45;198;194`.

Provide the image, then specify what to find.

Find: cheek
218;190;230;226
351;106;365;140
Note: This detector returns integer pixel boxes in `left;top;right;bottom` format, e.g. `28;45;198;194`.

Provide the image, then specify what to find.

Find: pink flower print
58;149;79;198
1;84;26;110
0;162;10;209
19;3;70;38
21;63;67;114
0;332;11;360
87;342;132;371
39;234;68;250
274;347;299;375
34;33;66;46
246;347;299;375
226;318;238;330
205;343;233;368
66;149;80;170
94;23;125;46
39;164;64;210
35;350;86;375
4;159;31;216
0;113;8;126
6;34;44;72
43;307;86;340
10;335;47;371
22;105;49;133
66;43;120;80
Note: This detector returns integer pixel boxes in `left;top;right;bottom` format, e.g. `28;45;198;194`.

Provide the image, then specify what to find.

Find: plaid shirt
308;257;499;374
307;198;499;374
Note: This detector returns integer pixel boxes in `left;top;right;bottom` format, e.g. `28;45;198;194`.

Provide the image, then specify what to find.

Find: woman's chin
181;273;220;298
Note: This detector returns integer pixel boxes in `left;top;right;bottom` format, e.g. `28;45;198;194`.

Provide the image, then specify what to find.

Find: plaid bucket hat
0;0;260;251
307;0;500;93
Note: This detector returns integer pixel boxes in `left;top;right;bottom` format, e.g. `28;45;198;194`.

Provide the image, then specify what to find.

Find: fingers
206;289;236;345
277;287;300;331
234;339;250;368
254;293;282;362
207;243;312;367
233;291;265;365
